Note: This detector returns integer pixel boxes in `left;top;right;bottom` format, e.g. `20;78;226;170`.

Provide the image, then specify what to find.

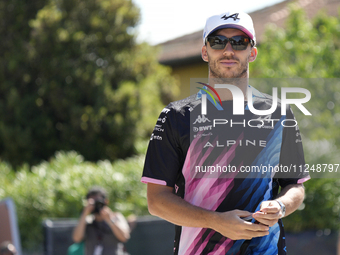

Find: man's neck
208;77;249;101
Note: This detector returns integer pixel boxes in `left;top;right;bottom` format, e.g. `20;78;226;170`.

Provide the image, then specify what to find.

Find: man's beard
209;55;249;80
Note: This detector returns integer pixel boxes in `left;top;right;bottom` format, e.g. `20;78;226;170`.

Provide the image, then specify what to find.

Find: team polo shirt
141;86;310;255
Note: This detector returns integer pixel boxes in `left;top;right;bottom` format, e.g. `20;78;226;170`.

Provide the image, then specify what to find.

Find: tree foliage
0;0;178;167
250;6;340;231
250;6;340;141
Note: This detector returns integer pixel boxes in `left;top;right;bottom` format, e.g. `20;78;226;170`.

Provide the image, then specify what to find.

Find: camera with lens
93;199;106;214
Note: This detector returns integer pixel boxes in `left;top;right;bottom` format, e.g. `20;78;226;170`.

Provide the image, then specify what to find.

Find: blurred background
0;0;339;254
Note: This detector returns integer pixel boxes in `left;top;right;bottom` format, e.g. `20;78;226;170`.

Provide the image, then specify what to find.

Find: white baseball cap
203;11;256;45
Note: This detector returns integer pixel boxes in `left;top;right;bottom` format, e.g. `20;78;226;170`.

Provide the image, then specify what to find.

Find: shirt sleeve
278;106;311;188
141;106;185;187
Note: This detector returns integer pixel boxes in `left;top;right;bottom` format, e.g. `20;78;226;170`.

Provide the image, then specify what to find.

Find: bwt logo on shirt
197;83;312;116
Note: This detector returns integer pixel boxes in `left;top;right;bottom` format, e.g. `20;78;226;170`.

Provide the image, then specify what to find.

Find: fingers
253;211;280;227
243;229;270;239
235;210;270;231
228;221;269;240
83;198;95;214
235;209;253;218
260;200;280;213
216;203;282;240
261;207;279;214
87;198;95;204
100;206;113;215
253;218;277;227
253;211;279;220
255;200;282;226
243;220;269;232
215;210;271;240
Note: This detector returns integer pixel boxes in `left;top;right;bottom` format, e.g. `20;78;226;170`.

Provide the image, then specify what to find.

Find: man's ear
249;47;257;62
201;45;209;62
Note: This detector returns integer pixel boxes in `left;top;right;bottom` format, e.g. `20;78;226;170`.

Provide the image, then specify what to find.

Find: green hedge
0;142;148;251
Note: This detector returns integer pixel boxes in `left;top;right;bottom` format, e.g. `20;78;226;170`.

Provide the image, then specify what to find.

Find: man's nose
223;42;235;56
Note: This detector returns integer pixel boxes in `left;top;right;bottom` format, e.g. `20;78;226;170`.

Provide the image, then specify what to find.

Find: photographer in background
72;186;130;255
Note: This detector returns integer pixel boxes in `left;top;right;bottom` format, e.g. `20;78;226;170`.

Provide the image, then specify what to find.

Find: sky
132;0;286;45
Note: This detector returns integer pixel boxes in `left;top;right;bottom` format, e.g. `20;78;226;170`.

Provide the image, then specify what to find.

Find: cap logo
221;13;239;21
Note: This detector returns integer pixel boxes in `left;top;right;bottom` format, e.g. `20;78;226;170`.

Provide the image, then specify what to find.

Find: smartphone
241;215;253;222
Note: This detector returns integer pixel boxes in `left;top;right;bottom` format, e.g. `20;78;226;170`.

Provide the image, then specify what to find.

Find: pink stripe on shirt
141;177;167;186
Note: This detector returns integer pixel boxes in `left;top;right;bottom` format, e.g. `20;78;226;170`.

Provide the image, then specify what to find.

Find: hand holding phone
241;215;253;222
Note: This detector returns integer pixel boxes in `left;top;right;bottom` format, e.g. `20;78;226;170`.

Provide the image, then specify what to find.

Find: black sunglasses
206;35;254;51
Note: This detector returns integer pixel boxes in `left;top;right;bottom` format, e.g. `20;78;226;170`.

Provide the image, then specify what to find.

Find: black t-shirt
85;218;124;255
142;86;310;255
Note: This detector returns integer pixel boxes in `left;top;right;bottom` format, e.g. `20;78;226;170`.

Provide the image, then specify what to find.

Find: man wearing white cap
142;10;309;255
202;11;257;82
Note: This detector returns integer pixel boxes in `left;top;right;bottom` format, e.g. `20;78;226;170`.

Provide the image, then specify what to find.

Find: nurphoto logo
197;82;312;116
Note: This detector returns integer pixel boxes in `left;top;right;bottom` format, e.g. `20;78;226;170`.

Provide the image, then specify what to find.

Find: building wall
171;62;208;100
